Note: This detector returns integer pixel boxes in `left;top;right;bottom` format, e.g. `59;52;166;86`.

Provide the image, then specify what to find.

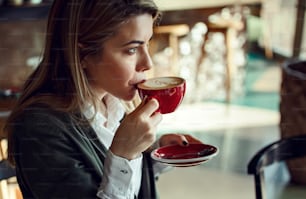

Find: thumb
159;133;189;147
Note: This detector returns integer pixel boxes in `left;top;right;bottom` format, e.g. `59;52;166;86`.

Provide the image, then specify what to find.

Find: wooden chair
247;135;306;199
0;139;7;161
0;139;22;199
0;159;18;199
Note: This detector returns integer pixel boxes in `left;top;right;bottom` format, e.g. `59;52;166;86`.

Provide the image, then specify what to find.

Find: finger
140;95;148;105
137;98;159;117
128;96;149;116
184;134;203;144
150;112;163;126
133;96;147;111
177;134;189;146
159;133;188;147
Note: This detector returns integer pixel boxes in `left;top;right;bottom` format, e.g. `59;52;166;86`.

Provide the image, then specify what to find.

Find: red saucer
151;143;218;167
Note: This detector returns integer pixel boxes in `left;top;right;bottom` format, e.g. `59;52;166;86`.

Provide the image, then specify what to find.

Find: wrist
145;139;160;153
109;147;141;161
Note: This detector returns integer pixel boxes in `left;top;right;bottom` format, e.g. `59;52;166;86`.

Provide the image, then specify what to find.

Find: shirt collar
82;94;125;131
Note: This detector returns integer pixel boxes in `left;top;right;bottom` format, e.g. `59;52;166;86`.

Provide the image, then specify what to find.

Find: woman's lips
131;79;146;89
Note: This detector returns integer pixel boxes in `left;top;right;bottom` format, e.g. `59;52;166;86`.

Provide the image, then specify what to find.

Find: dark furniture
247;134;306;199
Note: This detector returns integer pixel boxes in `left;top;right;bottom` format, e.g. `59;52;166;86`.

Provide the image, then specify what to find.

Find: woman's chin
123;90;137;101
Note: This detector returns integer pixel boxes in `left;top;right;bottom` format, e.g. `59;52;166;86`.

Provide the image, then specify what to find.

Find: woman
5;0;202;198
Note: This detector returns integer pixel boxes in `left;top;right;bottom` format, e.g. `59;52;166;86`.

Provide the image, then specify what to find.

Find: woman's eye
127;47;137;54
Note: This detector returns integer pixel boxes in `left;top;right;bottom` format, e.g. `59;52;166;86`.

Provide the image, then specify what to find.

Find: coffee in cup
137;76;186;114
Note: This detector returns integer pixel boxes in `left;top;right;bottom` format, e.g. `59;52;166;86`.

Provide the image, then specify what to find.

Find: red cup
137;76;186;114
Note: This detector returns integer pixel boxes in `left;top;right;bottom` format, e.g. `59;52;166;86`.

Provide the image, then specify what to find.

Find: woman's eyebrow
122;40;144;46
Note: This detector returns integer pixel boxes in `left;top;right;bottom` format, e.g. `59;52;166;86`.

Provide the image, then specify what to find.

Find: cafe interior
0;0;305;198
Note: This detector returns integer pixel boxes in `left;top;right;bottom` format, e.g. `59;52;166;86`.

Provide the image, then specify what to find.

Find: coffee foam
138;77;184;90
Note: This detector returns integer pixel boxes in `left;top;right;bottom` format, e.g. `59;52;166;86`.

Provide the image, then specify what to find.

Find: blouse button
120;169;128;174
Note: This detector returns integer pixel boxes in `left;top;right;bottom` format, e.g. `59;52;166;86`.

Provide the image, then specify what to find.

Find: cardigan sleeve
13;109;101;199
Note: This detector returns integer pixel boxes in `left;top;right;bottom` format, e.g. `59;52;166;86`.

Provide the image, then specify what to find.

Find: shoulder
12;104;78;139
17;104;69;125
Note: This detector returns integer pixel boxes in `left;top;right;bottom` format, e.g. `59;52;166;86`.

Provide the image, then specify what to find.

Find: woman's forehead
107;14;154;44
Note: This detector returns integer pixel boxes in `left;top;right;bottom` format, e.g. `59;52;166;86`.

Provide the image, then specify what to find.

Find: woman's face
83;14;154;101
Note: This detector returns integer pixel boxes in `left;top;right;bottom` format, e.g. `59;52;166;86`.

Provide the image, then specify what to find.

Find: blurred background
0;0;305;198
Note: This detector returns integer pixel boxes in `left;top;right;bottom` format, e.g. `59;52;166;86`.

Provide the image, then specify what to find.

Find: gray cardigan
12;105;156;199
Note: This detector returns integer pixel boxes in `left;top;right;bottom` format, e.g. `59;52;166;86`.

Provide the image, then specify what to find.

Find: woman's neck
99;96;108;119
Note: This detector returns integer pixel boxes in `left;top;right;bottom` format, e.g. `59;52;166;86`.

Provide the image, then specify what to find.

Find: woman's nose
137;48;153;71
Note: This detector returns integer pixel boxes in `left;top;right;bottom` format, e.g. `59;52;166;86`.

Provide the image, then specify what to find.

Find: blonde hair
5;0;161;164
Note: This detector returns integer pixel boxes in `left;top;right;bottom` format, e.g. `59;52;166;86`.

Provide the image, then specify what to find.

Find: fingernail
182;141;188;146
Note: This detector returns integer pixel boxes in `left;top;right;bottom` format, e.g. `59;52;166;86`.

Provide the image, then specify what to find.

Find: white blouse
82;95;142;199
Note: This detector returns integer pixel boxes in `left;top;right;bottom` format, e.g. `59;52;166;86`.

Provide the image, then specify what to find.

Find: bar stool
150;24;189;76
197;18;244;103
